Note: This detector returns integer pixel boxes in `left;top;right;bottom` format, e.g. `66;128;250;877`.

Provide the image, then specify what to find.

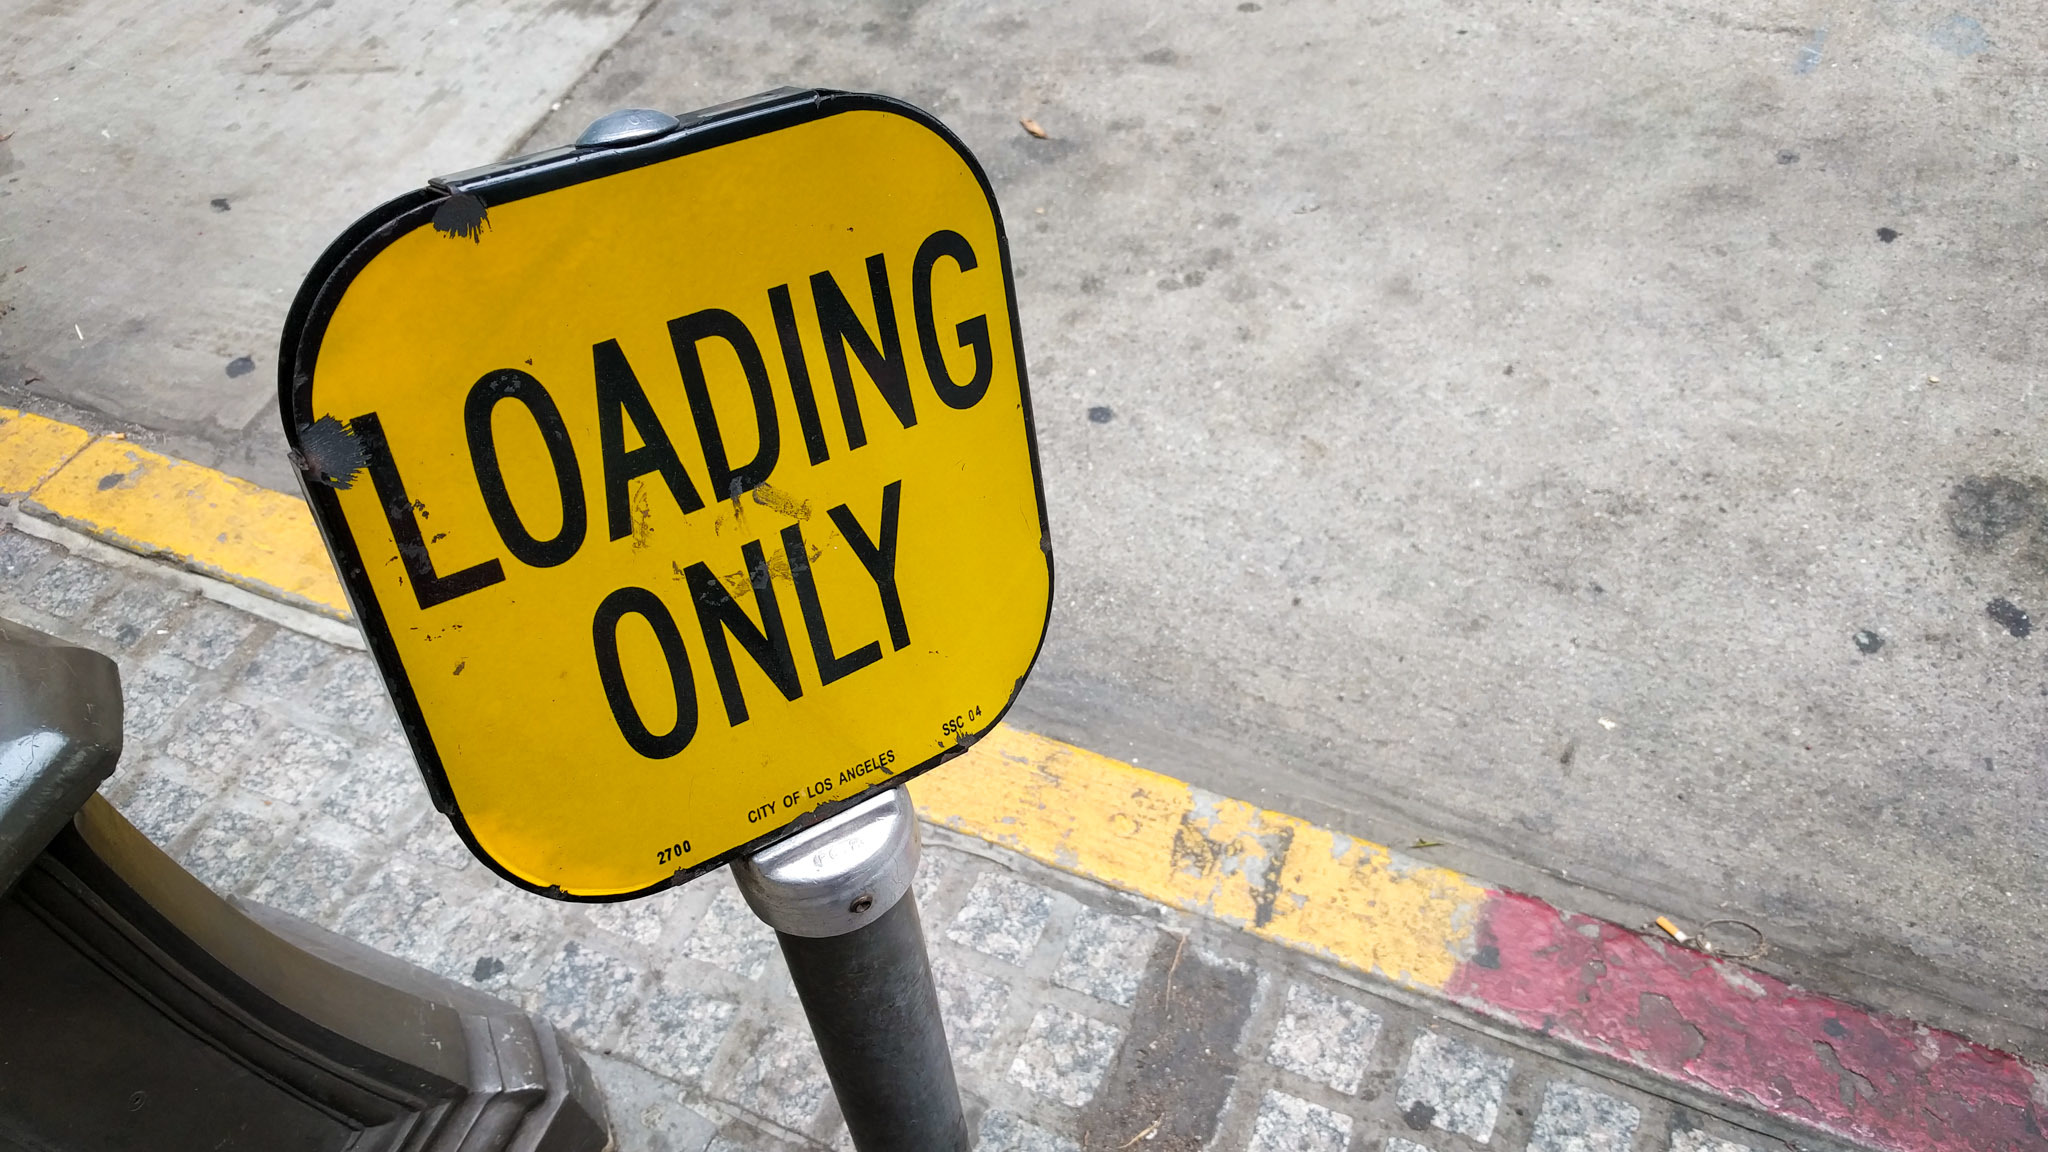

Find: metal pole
731;788;968;1152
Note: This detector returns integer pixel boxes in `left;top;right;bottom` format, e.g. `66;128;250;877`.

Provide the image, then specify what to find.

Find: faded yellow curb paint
23;435;349;617
910;727;1488;990
0;408;94;497
0;410;1484;987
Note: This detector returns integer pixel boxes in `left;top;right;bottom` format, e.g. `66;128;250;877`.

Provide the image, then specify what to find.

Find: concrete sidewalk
0;515;1856;1152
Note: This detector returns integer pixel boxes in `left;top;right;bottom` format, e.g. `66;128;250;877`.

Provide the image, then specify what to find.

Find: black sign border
278;89;1054;902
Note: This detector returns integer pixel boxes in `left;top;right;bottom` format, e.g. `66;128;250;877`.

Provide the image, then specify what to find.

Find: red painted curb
1446;892;2046;1152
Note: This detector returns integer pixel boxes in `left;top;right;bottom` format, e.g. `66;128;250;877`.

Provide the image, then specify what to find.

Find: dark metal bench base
0;795;608;1152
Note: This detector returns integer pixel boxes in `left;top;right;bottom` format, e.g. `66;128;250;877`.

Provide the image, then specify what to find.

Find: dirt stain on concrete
1080;936;1254;1150
1946;474;2041;546
1944;474;2048;591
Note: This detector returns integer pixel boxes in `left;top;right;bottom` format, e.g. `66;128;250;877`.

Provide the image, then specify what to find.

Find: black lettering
350;412;505;610
811;254;915;450
596;338;704;540
683;540;802;726
465;369;586;568
781;522;882;685
670;308;780;503
591;586;698;759
768;284;830;466
828;480;909;650
912;230;994;410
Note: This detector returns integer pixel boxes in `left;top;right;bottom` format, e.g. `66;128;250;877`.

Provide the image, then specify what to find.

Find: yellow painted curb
0;408;94;497
0;409;1485;988
911;727;1487;991
26;438;349;617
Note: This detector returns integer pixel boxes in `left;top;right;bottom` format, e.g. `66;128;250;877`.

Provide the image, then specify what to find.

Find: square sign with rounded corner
279;90;1051;900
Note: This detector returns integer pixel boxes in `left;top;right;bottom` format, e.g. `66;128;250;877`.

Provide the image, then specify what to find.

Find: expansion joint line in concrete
0;406;2039;1152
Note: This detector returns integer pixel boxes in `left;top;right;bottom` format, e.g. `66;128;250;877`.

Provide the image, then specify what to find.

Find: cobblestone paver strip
1247;1089;1352;1152
1670;1131;1765;1152
1397;1030;1514;1143
1008;1007;1123;1108
1528;1081;1643;1152
0;525;1870;1152
1267;981;1383;1095
976;1109;1079;1152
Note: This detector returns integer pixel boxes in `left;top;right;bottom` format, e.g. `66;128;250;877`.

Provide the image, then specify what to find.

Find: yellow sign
282;92;1051;899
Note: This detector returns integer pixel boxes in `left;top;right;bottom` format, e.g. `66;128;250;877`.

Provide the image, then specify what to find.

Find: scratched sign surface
282;92;1050;899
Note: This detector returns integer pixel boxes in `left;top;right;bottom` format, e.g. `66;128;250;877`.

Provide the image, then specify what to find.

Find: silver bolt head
576;108;681;149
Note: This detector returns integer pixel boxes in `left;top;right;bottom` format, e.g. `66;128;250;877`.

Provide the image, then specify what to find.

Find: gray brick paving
1267;981;1383;1096
242;722;350;804
248;830;365;921
632;984;741;1085
110;763;208;844
181;797;287;892
239;626;331;688
684;885;780;981
163;696;266;771
976;1110;1078;1152
728;1019;833;1132
587;1052;722;1152
21;553;113;617
0;529;57;578
1007;1006;1122;1108
590;889;682;948
948;871;1057;965
157;598;257;667
119;662;195;741
83;580;186;648
536;940;646;1048
932;955;1013;1069
1528;1082;1642;1152
1051;906;1157;1008
1668;1132;1764;1152
1397;1029;1515;1143
0;525;1867;1152
439;889;554;995
1248;1089;1353;1152
322;737;427;832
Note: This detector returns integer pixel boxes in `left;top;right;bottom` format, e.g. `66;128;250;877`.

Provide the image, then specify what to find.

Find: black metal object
777;894;968;1152
0;620;609;1151
0;618;123;894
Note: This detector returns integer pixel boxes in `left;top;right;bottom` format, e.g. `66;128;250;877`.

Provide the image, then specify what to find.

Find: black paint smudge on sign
294;414;368;489
431;193;491;242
